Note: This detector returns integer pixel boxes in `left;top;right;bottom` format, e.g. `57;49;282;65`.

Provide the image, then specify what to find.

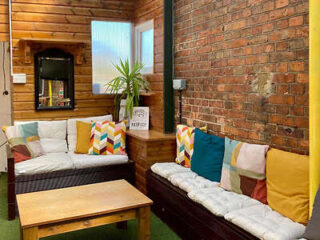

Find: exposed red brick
174;0;309;154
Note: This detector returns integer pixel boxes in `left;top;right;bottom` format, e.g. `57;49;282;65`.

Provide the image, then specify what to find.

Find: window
91;20;154;94
135;20;154;74
91;21;132;94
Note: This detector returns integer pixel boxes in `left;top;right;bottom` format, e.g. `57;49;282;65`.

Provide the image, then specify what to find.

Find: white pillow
40;138;68;153
15;120;68;154
67;115;113;152
38;120;67;140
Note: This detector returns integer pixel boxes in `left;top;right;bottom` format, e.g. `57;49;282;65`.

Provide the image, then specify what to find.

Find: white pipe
9;0;13;76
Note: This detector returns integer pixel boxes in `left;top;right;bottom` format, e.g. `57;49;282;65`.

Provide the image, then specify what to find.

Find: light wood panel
17;180;152;228
11;0;135;121
0;2;8;41
127;129;176;193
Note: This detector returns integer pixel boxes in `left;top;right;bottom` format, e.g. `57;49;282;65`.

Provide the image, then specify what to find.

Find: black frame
34;48;75;111
163;0;175;133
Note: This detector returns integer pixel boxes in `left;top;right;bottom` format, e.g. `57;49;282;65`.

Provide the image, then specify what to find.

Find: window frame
134;19;154;74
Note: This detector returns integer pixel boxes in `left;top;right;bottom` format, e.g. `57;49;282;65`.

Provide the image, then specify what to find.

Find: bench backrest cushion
191;128;224;182
15;120;68;154
266;148;309;224
67;115;113;152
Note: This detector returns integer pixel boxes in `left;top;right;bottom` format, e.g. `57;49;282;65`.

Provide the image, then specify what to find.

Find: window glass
92;21;132;94
141;29;154;74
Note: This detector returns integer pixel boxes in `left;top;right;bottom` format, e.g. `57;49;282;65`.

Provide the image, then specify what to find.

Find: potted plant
106;59;150;120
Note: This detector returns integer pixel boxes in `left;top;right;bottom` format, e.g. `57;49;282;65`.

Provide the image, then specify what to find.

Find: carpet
0;173;180;240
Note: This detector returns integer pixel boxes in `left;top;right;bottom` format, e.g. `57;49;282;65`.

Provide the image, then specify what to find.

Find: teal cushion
191;128;225;182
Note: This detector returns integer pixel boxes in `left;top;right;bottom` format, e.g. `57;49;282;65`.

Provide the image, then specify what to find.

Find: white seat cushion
15;153;74;176
150;162;191;179
188;187;261;217
169;172;219;193
68;152;128;169
15;120;68;153
224;204;306;240
67;115;113;152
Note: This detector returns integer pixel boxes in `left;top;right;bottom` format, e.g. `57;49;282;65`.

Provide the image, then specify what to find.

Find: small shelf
20;38;90;65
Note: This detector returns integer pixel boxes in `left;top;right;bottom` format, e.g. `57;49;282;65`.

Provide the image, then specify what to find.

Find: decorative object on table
88;120;127;155
129;107;149;130
106;59;150;120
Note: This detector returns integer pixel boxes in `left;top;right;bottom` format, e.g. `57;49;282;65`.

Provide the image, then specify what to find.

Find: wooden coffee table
17;180;153;240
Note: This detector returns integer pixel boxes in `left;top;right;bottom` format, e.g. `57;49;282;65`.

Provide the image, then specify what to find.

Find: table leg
23;227;38;240
138;206;150;240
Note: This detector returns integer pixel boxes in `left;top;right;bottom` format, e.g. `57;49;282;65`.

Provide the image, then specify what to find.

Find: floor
0;173;180;240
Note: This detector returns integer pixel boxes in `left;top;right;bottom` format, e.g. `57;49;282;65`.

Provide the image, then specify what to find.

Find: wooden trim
163;0;175;133
37;209;137;238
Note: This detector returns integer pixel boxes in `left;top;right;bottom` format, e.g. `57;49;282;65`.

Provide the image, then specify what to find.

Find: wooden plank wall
134;0;164;131
0;0;8;41
11;0;135;121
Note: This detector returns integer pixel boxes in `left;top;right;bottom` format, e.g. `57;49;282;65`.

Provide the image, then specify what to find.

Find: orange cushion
75;121;92;154
266;148;309;224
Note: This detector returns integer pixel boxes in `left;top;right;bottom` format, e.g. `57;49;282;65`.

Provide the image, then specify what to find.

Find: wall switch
12;74;27;84
173;79;186;90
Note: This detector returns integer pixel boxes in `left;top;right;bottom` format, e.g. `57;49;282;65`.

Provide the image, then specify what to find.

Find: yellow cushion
266;148;309;224
75;121;92;154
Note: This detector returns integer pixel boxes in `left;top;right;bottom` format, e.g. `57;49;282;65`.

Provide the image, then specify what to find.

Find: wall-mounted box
12;74;26;84
173;79;186;90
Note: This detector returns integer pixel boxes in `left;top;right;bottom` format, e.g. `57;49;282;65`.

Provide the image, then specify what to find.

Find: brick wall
174;0;309;154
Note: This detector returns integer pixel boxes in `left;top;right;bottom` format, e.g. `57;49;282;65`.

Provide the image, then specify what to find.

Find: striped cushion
88;120;126;155
176;125;206;168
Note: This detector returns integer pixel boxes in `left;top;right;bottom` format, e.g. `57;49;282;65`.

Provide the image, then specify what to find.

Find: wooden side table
127;130;176;194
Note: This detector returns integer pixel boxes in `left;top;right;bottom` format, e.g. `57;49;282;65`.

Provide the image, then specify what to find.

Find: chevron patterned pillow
176;125;207;168
88;120;127;155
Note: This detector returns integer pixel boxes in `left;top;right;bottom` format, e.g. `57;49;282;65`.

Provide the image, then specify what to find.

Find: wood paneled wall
134;0;164;131
0;0;8;41
11;0;135;121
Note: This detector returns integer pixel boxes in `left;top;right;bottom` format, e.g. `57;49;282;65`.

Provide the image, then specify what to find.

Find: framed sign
129;107;149;130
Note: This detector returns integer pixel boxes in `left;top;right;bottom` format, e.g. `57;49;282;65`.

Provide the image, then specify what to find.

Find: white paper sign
129;107;149;130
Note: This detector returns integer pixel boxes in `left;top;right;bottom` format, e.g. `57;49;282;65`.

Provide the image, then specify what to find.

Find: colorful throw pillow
220;137;240;192
88;120;126;155
266;148;309;224
221;140;269;204
191;128;224;182
75;121;92;154
176;125;207;168
302;184;320;239
2;122;44;163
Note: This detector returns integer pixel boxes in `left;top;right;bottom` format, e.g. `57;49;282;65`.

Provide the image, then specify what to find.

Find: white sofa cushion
67;115;113;152
40;139;68;153
68;153;128;169
150;162;191;179
188;187;261;217
224;204;306;240
169;172;219;193
15;153;74;176
15;120;68;153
